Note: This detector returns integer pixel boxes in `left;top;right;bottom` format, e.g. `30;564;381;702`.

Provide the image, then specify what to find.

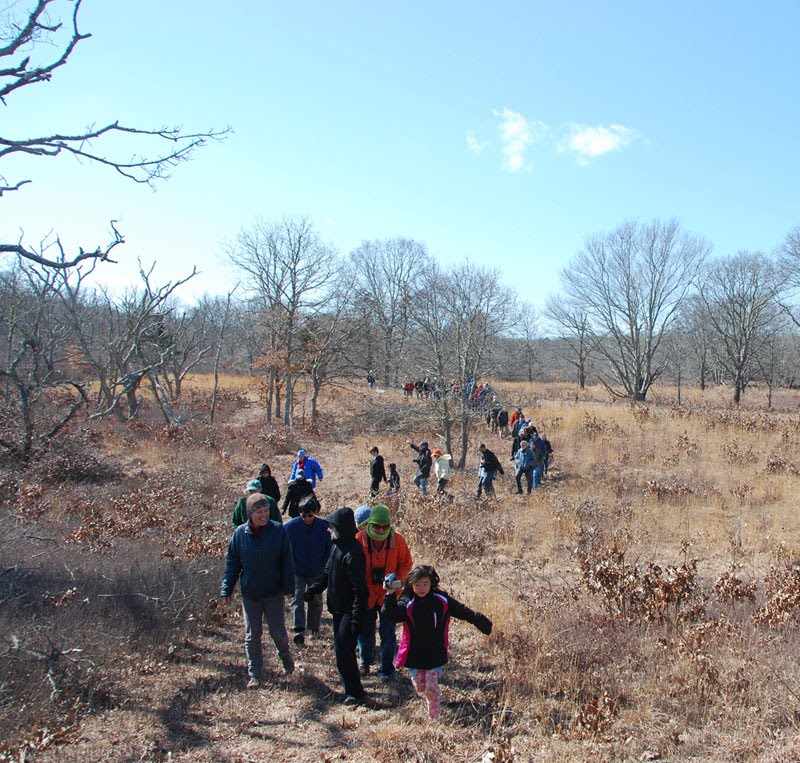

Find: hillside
2;379;800;762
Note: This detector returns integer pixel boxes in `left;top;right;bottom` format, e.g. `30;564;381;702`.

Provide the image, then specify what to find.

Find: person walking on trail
220;493;295;688
476;443;503;498
356;504;413;681
381;565;492;720
305;507;369;705
408;439;432;495
281;469;317;519
290;449;324;488
285;496;332;646
387;463;401;495
432;449;452;494
498;408;509;439
257;463;281;506
233;482;282;527
539;434;554;476
513;440;537;494
369;446;387;497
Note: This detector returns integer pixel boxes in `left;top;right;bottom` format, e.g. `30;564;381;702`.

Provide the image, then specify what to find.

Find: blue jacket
285;516;332;578
220;520;294;600
514;446;537;472
290;456;324;487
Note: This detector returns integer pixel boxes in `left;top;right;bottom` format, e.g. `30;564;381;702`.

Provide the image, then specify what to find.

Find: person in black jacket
369;446;386;497
305;507;368;705
257;463;281;506
476;443;504;498
281;470;316;518
382;565;491;719
408;439;432;495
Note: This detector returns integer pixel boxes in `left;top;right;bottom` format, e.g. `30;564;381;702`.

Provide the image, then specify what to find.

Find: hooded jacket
306;508;368;627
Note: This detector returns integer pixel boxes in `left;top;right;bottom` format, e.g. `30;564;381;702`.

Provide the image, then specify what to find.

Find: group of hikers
365;409;552;500
221;452;493;717
397;377;495;409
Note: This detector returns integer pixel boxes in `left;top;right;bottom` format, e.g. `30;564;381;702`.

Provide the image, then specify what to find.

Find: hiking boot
281;654;295;675
246;677;261;689
293;633;305;647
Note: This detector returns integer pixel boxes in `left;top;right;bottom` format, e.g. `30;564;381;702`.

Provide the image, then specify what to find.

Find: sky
2;0;799;308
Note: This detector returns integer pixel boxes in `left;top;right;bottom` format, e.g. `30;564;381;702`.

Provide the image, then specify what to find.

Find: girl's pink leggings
410;669;441;719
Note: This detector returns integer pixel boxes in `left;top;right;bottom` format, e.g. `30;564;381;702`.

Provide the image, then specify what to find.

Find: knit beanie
354;504;372;527
245;493;269;518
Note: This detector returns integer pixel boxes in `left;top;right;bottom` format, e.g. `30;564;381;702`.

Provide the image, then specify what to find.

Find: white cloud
493;108;547;173
465;130;488;155
561;123;637;163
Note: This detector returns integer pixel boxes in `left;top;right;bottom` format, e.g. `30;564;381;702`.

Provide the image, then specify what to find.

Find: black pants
370;477;382;497
516;467;533;493
332;612;364;699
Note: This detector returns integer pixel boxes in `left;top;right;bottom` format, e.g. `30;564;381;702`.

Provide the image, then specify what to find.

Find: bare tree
226;216;336;427
544;296;594;389
0;260;88;460
297;281;364;423
55;261;197;421
0;0;226;269
561;219;710;401
698;252;787;404
511;301;539;383
778;225;800;328
414;262;513;468
201;290;237;423
349;238;428;386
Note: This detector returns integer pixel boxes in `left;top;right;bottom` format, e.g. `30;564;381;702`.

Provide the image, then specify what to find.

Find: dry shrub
753;553;800;626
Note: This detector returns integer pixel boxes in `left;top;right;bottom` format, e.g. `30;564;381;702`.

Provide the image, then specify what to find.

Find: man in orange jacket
356;504;413;680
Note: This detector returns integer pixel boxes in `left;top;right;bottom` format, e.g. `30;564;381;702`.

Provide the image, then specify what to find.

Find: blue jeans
358;605;397;676
476;469;496;497
413;474;429;495
532;466;542;487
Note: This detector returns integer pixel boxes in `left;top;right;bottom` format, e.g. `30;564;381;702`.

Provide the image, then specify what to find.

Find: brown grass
2;378;800;761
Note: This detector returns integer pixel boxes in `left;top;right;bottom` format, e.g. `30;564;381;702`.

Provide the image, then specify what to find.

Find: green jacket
232;494;282;527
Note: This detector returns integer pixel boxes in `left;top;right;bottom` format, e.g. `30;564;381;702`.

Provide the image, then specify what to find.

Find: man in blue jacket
290;449;324;487
220;493;295;688
285;494;332;646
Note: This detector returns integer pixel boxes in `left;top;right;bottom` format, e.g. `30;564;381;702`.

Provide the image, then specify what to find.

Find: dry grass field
2;376;800;762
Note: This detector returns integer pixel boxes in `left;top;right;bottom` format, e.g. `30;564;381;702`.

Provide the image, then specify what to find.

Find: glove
474;613;493;635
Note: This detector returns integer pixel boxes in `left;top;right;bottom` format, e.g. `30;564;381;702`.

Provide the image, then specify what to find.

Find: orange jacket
356;529;413;609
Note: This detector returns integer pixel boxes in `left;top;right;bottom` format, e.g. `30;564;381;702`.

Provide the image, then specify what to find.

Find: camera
371;567;386;585
383;572;402;590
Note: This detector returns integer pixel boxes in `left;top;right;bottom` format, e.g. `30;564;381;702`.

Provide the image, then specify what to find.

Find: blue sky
2;1;799;306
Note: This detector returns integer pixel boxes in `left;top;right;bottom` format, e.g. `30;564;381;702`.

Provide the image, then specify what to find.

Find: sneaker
281;655;295;675
343;694;364;706
246;677;261;689
293;633;305;647
359;664;370;677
